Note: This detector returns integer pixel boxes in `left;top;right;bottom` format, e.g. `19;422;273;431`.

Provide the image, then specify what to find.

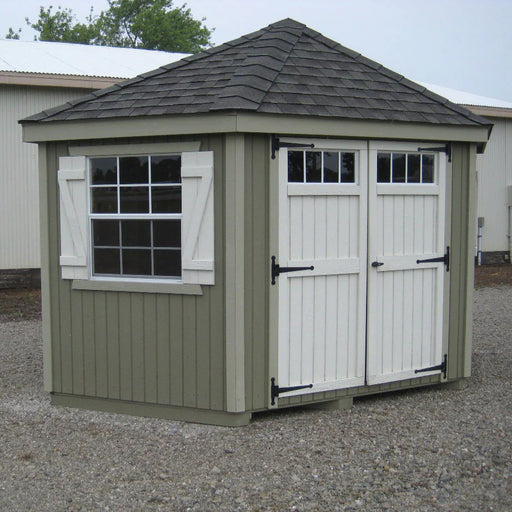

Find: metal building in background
420;83;512;264
0;39;185;286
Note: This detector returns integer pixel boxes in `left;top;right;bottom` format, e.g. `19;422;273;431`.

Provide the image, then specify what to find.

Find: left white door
275;140;368;401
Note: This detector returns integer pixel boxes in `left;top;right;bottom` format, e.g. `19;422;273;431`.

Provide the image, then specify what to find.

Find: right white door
367;142;447;385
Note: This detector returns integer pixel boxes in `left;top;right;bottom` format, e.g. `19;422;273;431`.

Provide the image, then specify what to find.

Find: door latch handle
371;261;384;267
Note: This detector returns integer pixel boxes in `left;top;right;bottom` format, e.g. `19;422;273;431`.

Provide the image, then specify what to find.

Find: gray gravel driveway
1;286;511;511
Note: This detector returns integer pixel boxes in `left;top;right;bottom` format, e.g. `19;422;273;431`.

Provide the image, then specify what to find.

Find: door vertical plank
381;271;393;375
347;274;358;379
325;275;338;382
301;276;314;384
402;270;414;371
313;275;326;382
289;197;302;260
392;271;404;372
326;196;338;259
337;274;350;380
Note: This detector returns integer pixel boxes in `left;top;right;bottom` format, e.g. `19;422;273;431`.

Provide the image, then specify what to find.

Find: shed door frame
268;138;452;408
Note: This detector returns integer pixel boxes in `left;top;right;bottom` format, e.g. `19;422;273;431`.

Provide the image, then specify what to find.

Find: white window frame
60;142;214;294
87;154;183;282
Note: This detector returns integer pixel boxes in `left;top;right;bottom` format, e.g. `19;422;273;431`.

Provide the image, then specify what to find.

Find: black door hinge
271;255;314;285
417;143;451;162
271;377;313;405
271;135;315;159
417;246;450;272
415;354;447;379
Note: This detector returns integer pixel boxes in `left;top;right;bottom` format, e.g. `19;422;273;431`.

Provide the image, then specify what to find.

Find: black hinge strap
417;143;451;162
271;256;314;285
416;246;450;271
414;354;447;379
271;377;313;405
271;135;315;159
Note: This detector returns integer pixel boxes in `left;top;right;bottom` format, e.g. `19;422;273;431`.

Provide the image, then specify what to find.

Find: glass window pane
377;153;391;183
341;152;355;182
122;249;151;275
151;155;181;183
91;158;117;185
119;156;148;184
93;220;119;246
407;154;421;183
154;249;181;277
91;187;118;213
323;152;339;182
94;248;120;275
392;153;406;183
288;151;304;182
121;220;151;247
422;154;434;183
153;220;181;247
306;152;322;182
152;186;181;213
120;187;149;213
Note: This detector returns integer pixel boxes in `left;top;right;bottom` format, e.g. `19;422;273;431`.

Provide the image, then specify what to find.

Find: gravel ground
1;287;511;512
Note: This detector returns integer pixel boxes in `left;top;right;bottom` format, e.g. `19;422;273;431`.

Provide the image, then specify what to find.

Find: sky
0;0;510;101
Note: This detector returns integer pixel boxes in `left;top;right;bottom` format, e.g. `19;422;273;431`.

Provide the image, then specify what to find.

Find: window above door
377;152;435;184
288;150;356;184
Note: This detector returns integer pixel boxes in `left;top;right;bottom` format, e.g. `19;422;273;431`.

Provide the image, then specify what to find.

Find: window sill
71;279;203;295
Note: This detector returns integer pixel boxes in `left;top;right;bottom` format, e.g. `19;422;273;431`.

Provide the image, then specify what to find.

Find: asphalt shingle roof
23;19;489;127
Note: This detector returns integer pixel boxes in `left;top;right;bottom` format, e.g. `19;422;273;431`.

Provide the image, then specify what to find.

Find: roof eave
0;71;121;89
462;105;512;119
21;111;492;145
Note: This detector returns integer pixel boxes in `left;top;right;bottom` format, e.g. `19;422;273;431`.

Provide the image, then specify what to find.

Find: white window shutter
58;156;89;280
181;151;215;285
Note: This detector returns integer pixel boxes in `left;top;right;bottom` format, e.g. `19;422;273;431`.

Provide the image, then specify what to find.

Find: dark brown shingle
23;18;489;127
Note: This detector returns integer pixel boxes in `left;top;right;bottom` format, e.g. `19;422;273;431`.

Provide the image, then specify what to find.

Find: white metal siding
476;117;512;252
0;85;89;269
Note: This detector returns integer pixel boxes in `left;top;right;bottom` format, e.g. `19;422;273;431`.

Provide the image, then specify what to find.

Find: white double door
275;140;447;402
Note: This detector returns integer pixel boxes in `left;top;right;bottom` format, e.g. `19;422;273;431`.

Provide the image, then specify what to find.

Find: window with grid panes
376;152;435;184
89;154;182;278
288;150;356;183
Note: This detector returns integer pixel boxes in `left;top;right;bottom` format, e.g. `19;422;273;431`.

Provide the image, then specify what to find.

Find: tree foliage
6;1;213;53
5;27;21;39
25;6;99;44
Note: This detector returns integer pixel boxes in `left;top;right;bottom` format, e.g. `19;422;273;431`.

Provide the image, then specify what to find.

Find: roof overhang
21;112;492;149
462;104;512;119
0;71;119;90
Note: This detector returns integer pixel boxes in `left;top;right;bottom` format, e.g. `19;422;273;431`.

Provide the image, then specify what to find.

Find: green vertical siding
448;143;476;379
243;134;270;411
45;135;227;411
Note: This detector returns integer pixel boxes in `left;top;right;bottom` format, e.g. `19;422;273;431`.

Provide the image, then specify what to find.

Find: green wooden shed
21;19;492;426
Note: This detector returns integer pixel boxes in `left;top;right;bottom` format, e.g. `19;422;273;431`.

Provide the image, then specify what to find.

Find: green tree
5;27;21;39
25;6;99;44
95;0;212;52
6;1;212;53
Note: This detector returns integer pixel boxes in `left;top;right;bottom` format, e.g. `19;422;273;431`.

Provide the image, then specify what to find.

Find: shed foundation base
51;393;252;427
307;397;354;410
441;379;467;391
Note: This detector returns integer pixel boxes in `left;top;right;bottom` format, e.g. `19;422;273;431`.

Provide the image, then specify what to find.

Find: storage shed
21;19;492;426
